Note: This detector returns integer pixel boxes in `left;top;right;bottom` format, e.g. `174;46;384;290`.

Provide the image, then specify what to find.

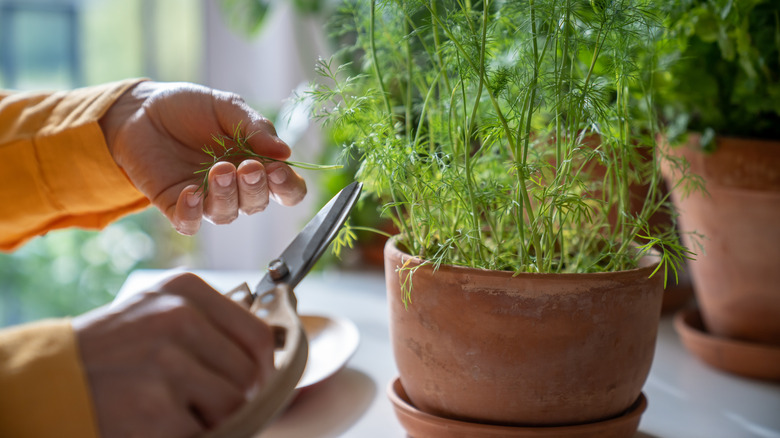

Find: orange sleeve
0;80;152;437
0;79;151;252
0;320;100;438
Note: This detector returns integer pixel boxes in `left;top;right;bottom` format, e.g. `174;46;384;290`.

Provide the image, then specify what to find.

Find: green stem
430;0;452;92
422;3;516;153
349;225;393;238
369;0;411;250
516;0;543;270
370;0;393;116
404;0;413;139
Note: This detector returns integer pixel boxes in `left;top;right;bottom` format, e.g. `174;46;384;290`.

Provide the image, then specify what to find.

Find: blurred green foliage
658;0;780;146
217;0;340;36
0;210;195;327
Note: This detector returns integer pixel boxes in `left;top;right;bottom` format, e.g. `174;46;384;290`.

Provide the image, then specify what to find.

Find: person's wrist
99;80;155;166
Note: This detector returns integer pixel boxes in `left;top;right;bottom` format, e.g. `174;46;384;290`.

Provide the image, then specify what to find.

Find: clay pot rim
386;235;661;280
387;377;648;436
673;132;780;149
659;133;780;192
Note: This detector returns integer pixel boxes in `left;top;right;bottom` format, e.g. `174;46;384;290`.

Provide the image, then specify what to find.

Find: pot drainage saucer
387;377;646;438
674;308;780;381
297;315;360;391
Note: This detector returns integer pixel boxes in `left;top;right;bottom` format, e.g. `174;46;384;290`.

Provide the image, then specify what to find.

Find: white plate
297;315;360;390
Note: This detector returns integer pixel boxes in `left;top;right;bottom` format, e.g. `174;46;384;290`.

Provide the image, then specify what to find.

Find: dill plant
309;0;691;277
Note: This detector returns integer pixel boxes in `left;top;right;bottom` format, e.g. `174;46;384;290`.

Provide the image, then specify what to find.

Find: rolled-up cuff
0;319;99;438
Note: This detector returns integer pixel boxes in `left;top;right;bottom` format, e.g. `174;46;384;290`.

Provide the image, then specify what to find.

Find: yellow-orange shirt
0;79;150;437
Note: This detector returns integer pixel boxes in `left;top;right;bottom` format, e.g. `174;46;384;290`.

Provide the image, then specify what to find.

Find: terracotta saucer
674;308;780;381
387;378;647;438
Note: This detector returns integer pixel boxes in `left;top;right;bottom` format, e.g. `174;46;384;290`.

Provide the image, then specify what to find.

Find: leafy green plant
217;0;337;35
657;0;780;148
307;0;691;279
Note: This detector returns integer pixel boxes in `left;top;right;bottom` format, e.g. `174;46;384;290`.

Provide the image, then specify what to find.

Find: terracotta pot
660;135;780;346
384;238;664;426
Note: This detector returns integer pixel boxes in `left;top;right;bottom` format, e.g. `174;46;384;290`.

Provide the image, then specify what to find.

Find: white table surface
119;268;780;438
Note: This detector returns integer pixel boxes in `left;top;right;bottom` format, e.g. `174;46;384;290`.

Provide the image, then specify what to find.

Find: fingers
204;162;239;224
187;159;305;228
157;273;275;383
160;343;245;428
237;159;270;215
174;185;203;235
167;298;259;392
265;161;307;207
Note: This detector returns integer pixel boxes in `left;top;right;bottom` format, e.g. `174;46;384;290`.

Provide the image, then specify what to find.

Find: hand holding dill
195;123;342;195
100;81;323;236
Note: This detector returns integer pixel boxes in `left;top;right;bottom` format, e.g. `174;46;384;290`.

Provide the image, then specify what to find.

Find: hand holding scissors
204;181;362;438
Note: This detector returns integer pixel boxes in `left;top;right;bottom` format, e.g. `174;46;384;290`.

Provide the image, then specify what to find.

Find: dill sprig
194;123;341;194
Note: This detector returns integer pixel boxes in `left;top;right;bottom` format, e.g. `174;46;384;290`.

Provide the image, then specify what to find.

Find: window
0;1;82;89
0;0;203;325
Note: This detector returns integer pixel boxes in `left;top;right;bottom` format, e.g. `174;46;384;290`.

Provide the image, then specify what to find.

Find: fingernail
269;168;288;184
242;170;263;185
216;172;234;187
187;192;201;207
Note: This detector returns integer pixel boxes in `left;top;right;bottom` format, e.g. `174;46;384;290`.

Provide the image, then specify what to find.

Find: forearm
0;79;150;251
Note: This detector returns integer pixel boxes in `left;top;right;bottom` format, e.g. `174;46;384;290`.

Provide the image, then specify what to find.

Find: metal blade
253;181;362;296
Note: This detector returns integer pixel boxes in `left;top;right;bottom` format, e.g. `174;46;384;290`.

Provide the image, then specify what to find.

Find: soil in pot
384;237;664;427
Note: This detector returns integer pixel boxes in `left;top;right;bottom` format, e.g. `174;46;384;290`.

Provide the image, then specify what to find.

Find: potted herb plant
655;0;780;380
307;0;688;434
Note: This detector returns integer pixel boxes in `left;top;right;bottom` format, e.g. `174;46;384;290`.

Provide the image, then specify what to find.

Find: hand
99;81;307;235
72;273;274;438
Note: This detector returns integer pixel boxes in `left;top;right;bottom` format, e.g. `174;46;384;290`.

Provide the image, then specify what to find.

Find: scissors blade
253;181;362;297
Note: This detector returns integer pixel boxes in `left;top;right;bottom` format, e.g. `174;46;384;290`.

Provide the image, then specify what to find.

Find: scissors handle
203;283;309;438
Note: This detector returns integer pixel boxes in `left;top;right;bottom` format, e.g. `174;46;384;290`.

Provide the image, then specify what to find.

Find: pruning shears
203;181;363;438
